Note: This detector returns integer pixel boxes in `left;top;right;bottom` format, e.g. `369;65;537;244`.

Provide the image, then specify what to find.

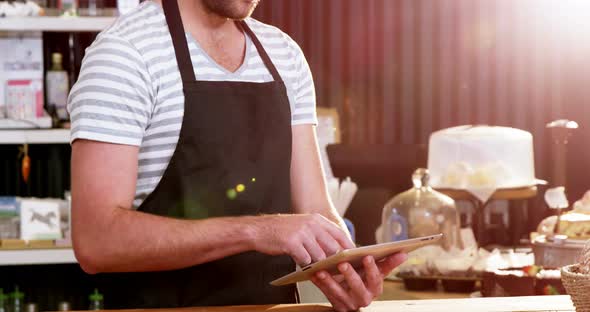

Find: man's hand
311;253;408;312
249;213;355;266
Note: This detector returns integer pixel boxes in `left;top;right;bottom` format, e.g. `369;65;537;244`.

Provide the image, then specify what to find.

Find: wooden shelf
0;129;70;144
0;248;77;265
0;16;116;32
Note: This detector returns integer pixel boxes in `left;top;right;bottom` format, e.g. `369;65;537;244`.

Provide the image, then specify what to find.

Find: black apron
95;0;297;308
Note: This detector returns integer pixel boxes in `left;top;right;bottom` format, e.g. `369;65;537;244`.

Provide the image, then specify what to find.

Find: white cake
428;125;539;189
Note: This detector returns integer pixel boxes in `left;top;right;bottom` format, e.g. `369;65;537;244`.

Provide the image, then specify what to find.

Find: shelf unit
0;248;77;265
0;15;111;146
0;16;116;32
0;129;70;144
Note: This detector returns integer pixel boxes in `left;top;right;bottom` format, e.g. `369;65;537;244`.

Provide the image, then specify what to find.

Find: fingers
377;253;408;276
302;234;327;263
311;273;350;312
338;262;373;308
314;231;342;256
314;215;355;250
312;271;355;312
289;242;312;266
363;256;383;296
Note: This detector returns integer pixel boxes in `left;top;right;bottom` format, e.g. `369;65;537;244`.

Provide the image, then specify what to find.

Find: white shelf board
0;248;77;265
0;16;116;32
0;129;70;144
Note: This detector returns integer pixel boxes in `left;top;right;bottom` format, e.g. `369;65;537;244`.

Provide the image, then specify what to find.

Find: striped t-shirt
67;1;317;208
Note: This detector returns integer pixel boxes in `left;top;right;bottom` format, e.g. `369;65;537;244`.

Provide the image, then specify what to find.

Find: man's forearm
73;208;256;274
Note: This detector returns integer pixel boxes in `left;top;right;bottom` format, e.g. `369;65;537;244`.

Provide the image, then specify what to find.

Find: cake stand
436;186;538;246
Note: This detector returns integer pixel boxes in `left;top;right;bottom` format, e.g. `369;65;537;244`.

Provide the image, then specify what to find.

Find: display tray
432;180;546;190
532;235;586;268
482;267;565;297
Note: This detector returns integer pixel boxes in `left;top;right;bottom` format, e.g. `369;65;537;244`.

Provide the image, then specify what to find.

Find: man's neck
153;0;247;73
154;0;240;39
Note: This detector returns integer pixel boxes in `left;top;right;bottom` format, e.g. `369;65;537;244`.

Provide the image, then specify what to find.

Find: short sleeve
289;42;318;126
67;34;153;146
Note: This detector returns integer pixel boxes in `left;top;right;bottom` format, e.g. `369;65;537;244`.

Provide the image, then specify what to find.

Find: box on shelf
0;197;69;245
20;198;62;240
0;197;20;239
0;32;46;124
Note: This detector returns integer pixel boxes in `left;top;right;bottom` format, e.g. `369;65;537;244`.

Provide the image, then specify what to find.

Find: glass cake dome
380;168;460;250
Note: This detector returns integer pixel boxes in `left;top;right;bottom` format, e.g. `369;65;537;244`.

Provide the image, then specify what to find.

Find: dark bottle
0;289;7;312
88;289;103;311
8;287;24;312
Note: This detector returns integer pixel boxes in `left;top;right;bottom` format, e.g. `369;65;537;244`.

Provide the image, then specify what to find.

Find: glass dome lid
381;168;460;250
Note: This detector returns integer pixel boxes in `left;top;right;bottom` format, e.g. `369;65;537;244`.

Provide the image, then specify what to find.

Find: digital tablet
270;233;442;286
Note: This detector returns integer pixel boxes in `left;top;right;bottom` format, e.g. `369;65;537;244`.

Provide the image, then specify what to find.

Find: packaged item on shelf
86;0;104;16
46;52;69;121
0;197;20;240
19;199;62;241
0;33;45;123
0;1;43;17
0;197;18;217
60;0;77;16
5;79;44;120
0;217;20;240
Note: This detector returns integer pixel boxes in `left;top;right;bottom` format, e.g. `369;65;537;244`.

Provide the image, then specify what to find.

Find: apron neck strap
162;0;196;82
240;21;283;83
163;0;284;83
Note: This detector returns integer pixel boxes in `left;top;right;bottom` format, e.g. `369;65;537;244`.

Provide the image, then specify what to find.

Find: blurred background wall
254;0;590;201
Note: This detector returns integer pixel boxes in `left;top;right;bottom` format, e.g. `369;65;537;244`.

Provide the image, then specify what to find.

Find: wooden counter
91;295;574;312
378;280;470;300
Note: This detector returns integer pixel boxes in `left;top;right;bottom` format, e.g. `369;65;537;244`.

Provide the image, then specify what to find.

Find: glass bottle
24;303;37;312
57;301;71;311
46;52;70;122
88;289;103;311
381;168;460;250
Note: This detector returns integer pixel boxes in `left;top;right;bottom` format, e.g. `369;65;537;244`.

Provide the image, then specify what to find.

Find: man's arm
72;139;351;274
290;125;349;235
71;140;257;273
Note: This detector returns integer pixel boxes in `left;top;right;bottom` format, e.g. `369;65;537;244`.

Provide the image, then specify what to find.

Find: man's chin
226;10;255;20
203;0;259;20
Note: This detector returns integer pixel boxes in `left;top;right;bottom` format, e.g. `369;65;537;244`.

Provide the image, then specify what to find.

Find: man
68;0;407;311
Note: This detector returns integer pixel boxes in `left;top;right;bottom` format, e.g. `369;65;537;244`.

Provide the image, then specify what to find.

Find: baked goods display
396;123;586;298
482;266;565;297
561;191;590;239
537;191;590;239
533;190;590;267
428;125;540;190
396;245;534;293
